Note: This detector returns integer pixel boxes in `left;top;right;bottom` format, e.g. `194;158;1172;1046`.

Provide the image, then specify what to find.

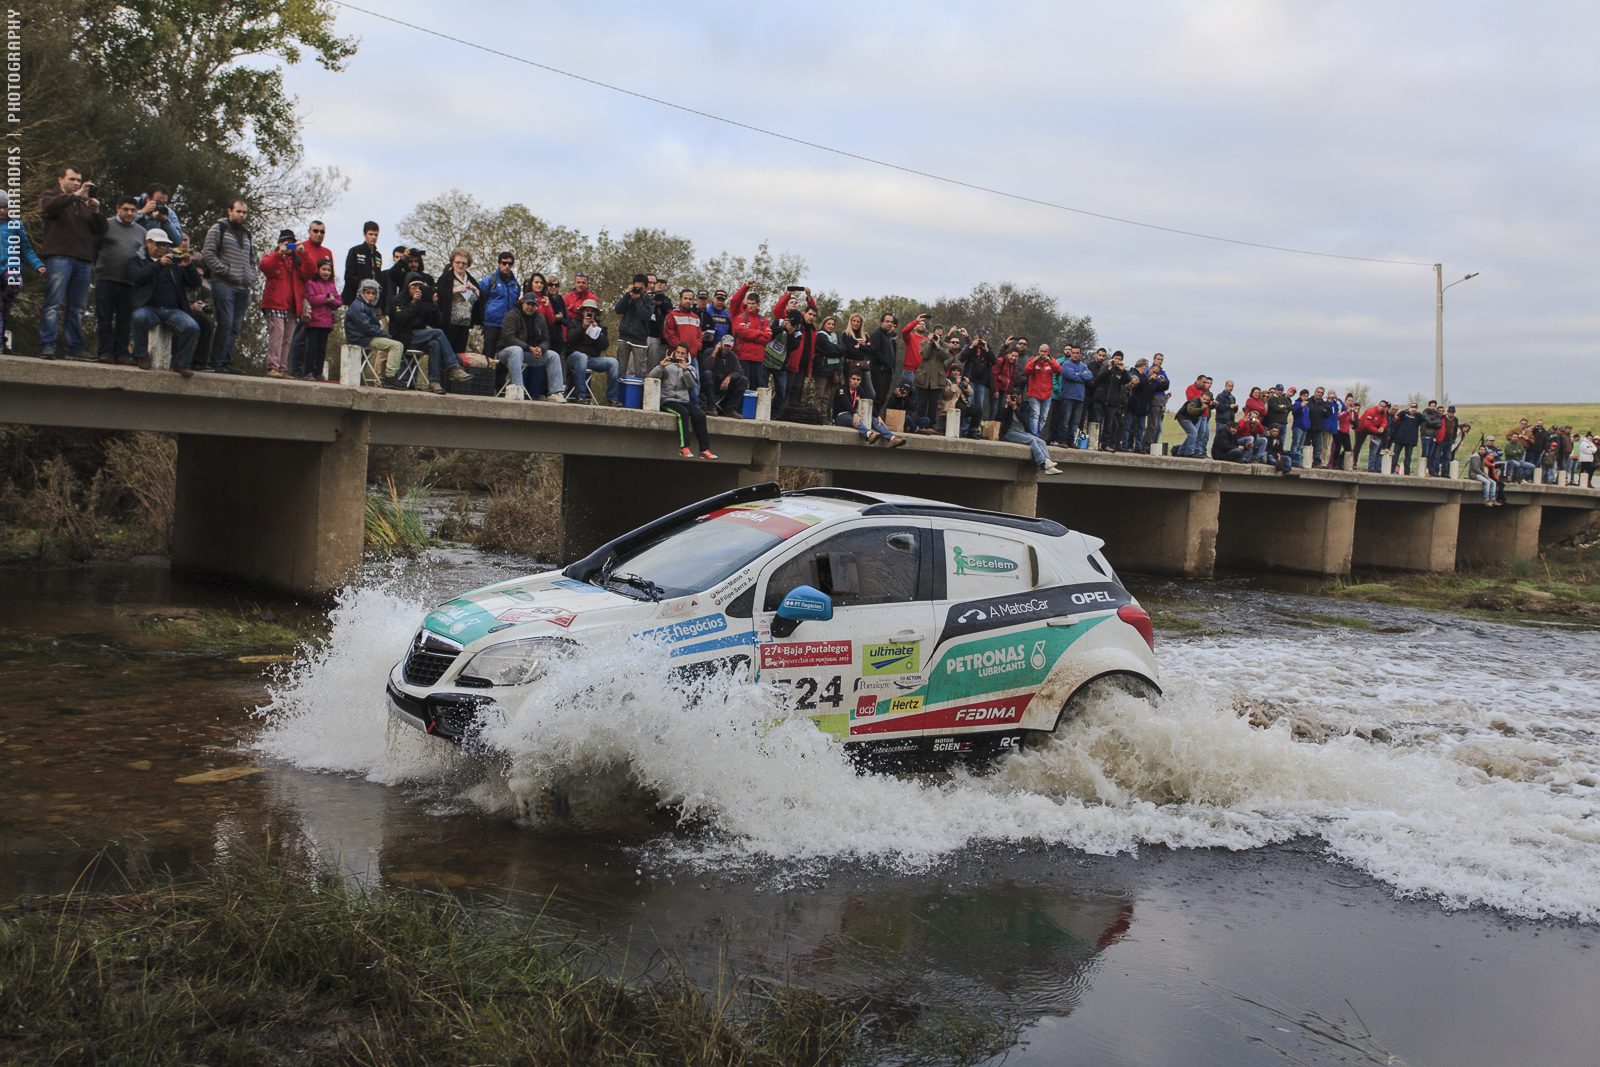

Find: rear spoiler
563;481;782;583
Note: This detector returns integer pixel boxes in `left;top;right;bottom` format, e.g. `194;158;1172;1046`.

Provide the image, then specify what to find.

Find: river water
2;550;1597;1065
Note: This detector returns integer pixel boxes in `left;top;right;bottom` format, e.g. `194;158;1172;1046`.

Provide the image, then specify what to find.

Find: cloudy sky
282;1;1599;403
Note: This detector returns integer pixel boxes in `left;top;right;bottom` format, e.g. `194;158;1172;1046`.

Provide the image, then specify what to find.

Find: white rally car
387;484;1159;762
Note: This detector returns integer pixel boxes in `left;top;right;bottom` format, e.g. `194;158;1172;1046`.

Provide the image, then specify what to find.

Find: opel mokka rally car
387;483;1159;762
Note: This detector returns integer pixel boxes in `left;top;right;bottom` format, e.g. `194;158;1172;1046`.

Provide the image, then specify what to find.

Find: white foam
254;580;1600;923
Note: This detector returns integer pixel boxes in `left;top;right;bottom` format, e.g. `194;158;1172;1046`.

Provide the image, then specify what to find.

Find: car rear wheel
1023;672;1160;751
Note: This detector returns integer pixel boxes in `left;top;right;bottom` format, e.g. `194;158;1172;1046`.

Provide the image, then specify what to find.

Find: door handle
889;629;922;640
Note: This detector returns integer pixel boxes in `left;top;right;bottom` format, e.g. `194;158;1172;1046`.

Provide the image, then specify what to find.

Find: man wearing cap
258;228;305;378
564;298;620;403
709;334;748;417
391;275;471;394
344;278;407;388
702;288;733;347
127;228;201;377
341;221;384;306
613;273;654;378
496;291;565;402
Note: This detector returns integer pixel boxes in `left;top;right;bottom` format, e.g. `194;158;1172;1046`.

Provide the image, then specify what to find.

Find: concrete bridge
2;354;1595;597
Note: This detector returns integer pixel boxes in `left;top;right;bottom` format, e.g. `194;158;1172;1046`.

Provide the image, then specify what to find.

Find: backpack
764;334;788;371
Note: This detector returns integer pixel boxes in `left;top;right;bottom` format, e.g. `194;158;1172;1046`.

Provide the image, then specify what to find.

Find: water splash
254;579;1600;922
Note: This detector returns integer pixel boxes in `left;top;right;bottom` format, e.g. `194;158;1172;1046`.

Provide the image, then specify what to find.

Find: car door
753;519;936;742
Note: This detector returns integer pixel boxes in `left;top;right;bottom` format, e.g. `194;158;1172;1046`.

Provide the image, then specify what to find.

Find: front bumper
386;681;499;744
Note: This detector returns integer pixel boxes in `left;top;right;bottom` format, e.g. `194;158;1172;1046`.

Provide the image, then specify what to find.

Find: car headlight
457;637;574;687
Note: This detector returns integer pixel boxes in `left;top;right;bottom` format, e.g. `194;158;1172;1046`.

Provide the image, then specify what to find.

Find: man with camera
613;273;653;378
128;229;201;377
36;165;107;360
134;183;183;246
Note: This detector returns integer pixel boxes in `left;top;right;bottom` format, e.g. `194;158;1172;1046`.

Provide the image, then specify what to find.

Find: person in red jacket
727;282;774;390
286;220;334;377
563;272;597;319
773;287;820;408
258;228;304;378
1023;344;1061;437
1355;401;1391;472
899;312;928;385
662;287;711;404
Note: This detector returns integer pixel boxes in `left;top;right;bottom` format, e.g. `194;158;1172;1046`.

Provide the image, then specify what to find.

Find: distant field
1452;404;1600;437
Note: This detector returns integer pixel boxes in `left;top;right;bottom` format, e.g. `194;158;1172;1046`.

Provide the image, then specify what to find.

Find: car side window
763;526;923;612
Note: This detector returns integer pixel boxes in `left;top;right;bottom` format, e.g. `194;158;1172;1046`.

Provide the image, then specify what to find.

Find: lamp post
1434;264;1479;403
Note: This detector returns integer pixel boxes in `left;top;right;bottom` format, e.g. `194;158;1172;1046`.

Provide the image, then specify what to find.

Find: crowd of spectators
4;166;1596;490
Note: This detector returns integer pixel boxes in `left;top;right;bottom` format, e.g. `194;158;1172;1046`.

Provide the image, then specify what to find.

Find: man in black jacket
390;276;470;394
708;335;748;417
127;229;202;376
864;312;900;413
613;274;653;377
341;222;385;306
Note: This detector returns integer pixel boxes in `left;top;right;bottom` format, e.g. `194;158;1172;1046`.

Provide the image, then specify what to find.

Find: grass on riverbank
1332;540;1600;622
0;856;1008;1067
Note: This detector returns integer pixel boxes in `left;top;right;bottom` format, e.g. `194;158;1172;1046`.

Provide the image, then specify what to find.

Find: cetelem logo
951;546;1020;577
862;641;920;676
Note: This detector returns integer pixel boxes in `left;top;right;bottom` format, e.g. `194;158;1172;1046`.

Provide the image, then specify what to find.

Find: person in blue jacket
477;251;522;358
1053;346;1094;447
1;190;45;353
1290;389;1313;460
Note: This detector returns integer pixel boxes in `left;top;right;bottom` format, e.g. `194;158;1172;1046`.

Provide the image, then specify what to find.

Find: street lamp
1434;264;1479;404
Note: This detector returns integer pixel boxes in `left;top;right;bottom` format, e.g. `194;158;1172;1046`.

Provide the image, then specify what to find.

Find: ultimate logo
951;546;1020;577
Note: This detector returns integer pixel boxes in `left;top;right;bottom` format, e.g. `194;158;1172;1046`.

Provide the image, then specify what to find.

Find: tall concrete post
172;412;371;598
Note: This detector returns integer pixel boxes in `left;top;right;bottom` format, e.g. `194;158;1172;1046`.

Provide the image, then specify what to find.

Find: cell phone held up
785;284;805;293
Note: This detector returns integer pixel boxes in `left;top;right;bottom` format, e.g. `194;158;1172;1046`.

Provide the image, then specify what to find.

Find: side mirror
771;585;832;639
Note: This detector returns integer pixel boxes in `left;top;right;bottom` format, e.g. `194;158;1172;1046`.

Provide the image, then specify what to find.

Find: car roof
785;487;1069;538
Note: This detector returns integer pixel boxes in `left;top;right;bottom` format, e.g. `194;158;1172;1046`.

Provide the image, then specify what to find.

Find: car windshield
602;508;810;599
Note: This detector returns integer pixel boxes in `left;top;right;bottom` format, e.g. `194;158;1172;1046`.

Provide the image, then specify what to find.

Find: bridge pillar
1036;478;1219;577
1351;498;1461;572
1456;501;1541;567
1539;506;1597;547
1215;484;1356;576
559;440;780;562
171;412;371;598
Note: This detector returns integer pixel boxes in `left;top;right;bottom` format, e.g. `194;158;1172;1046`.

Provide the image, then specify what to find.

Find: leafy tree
929;282;1096;350
583;228;697;302
694;240;809;303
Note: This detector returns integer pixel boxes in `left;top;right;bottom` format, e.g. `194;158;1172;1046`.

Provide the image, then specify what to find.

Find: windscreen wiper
607;572;664;602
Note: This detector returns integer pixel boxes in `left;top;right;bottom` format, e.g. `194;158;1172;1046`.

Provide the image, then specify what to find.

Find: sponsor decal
642;614;729;644
854;694;879;719
989;596;1052;621
706;507;813;540
850;693;1035;735
551;578;602;593
657;598;699;619
944;641;1032;680
956;607;987;624
862;641;921;676
780;593;830;615
853;674;927;694
1071;589;1118;606
951;546;1020;577
931;737;974;753
495;605;571;623
887;695;924;715
760;640;853;670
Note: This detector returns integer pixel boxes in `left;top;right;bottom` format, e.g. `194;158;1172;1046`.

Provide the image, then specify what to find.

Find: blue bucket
742;390;758;419
621;377;644;409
